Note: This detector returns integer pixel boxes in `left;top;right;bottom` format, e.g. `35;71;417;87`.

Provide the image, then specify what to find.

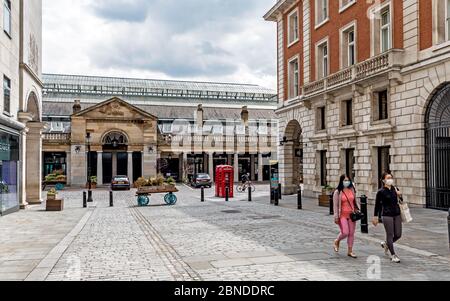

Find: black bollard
83;191;87;208
360;195;369;234
201;187;205;202
110;191;114;207
274;188;279;206
297;188;302;210
225;186;229;202
270;188;274;204
329;193;334;215
448;208;450;250
278;184;282;200
88;190;93;203
248;186;252;202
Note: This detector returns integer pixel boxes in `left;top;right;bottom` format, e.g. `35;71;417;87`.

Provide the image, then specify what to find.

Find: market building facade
0;0;42;216
41;74;278;187
265;0;450;209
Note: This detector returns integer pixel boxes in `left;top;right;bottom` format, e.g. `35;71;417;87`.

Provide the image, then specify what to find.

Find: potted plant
46;188;64;211
318;184;335;207
88;176;97;189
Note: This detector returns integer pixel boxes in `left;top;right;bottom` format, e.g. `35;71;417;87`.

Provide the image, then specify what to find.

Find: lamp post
86;132;93;203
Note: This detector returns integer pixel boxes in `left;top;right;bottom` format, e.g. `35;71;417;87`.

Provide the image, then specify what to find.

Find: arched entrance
281;120;303;195
101;131;129;184
425;84;450;210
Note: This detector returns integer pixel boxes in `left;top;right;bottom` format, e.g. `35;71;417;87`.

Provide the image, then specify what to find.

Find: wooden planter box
46;198;64;211
318;194;331;207
137;185;178;194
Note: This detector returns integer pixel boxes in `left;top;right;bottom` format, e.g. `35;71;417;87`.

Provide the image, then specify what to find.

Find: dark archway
281;120;303;194
425;84;450;210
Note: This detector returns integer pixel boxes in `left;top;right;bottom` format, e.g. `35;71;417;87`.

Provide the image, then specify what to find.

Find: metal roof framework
43;74;277;102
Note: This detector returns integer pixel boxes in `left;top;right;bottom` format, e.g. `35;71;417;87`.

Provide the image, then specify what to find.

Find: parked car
191;173;212;188
111;176;131;191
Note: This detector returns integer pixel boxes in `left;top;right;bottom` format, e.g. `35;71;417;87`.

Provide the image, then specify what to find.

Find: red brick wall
281;0;405;100
419;0;432;50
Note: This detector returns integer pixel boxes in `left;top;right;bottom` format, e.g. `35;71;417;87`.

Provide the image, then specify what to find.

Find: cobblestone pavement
1;185;449;281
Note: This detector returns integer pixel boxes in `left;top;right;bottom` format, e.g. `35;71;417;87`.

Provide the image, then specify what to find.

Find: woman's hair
381;171;393;182
337;174;354;192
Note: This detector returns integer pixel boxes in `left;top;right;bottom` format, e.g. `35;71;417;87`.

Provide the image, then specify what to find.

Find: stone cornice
20;63;43;88
264;0;298;21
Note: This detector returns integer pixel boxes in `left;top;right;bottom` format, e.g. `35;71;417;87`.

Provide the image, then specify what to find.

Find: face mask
343;181;351;188
384;179;394;186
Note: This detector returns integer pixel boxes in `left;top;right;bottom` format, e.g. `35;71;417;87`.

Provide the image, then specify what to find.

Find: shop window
0;132;19;215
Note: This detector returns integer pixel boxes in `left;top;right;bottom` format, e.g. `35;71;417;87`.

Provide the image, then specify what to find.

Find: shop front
0;131;20;216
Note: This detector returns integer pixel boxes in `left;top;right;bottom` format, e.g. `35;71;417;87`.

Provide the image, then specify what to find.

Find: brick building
265;0;450;209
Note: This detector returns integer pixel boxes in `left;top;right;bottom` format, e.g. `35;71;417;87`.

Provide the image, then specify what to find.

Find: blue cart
136;186;178;206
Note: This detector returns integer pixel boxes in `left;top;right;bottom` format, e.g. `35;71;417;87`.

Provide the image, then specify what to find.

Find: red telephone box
215;165;234;198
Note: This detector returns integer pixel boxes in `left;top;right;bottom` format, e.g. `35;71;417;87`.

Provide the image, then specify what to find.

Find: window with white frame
371;3;392;55
3;0;11;37
288;9;299;46
315;0;329;25
380;8;391;52
288;57;300;99
317;41;328;79
341;25;356;68
433;0;450;44
340;0;356;11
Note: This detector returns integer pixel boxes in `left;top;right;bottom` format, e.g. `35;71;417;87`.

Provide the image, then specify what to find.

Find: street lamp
86;132;93;203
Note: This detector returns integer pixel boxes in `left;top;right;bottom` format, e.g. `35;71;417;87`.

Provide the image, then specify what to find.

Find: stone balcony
43;133;71;144
302;49;404;99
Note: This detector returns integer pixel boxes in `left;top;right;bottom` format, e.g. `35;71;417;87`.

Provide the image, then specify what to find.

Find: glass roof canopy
43;74;277;102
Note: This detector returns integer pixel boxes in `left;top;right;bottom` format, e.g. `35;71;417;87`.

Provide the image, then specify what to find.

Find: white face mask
343;181;351;188
384;179;394;186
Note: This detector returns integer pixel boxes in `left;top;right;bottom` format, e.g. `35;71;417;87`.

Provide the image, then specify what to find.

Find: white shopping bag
399;202;413;223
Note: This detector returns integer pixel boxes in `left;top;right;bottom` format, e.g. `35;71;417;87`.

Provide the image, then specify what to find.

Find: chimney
241;106;249;126
73;100;81;114
196;104;204;128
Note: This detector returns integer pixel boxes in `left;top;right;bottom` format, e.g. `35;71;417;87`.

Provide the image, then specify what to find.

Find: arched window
102;131;128;148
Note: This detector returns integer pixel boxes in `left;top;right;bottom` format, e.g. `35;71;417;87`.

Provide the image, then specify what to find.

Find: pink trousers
337;217;356;248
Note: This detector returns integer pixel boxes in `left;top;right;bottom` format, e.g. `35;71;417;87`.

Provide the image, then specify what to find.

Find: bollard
297;188;302;210
87;190;93;203
329;193;334;215
274;188;279;206
110;191;114;207
270;188;274;204
225;186;229;202
278;184;282;200
447;208;450;250
360;195;369;234
83;191;87;208
248;186;252;202
201;187;205;202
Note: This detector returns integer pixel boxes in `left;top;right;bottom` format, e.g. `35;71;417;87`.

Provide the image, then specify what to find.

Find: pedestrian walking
333;174;359;259
372;172;403;263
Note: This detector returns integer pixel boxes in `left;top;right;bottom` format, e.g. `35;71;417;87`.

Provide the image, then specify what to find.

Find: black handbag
343;191;365;222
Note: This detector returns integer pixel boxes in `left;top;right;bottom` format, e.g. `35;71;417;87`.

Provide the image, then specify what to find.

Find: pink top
340;189;355;219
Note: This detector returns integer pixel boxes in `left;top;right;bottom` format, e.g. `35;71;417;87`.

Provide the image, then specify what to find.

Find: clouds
42;0;277;89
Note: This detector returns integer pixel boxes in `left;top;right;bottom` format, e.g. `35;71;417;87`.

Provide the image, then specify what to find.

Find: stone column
250;154;256;181
234;153;239;183
66;151;71;186
19;130;28;209
70;145;87;187
26;122;44;204
112;152;117;177
258;153;264;182
143;145;157;178
182;152;188;181
208;153;214;180
127;151;133;181
97;151;103;185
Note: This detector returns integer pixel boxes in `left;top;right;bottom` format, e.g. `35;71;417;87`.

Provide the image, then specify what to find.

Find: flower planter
46;198;64;211
318;194;331;207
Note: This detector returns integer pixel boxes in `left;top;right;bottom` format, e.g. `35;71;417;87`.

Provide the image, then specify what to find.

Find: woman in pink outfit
333;174;359;259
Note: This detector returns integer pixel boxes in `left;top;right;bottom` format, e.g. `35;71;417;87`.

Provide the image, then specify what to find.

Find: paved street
0;185;449;281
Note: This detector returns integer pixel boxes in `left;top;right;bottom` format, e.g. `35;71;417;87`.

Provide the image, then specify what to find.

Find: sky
42;0;277;90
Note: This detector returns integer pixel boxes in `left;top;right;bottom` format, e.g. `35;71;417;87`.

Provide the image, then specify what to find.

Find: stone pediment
72;97;157;121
